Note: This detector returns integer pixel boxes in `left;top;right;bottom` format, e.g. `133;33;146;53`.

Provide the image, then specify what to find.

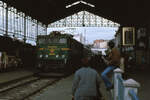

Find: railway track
0;75;61;100
0;76;40;93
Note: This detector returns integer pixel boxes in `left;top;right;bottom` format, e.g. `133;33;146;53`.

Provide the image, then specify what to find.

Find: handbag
72;96;74;100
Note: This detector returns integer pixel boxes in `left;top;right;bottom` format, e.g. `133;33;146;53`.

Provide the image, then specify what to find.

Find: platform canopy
2;0;150;26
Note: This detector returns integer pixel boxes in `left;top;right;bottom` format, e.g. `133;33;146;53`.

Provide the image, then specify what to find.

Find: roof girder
1;0;150;26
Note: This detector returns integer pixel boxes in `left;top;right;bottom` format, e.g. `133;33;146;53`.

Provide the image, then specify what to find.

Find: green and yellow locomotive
36;31;84;74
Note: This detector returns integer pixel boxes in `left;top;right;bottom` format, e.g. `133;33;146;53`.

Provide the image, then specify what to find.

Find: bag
72;96;74;100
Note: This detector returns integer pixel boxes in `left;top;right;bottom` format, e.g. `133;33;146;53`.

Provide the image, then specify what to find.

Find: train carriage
0;36;36;71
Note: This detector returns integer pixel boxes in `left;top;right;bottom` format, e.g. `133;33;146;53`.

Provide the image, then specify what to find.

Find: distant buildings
93;39;109;48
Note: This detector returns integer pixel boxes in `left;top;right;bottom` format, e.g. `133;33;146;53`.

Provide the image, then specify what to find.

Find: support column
77;13;79;26
37;21;38;36
71;15;72;27
89;12;91;26
94;14;96;26
45;25;47;35
36;21;38;44
5;5;8;36
82;11;85;27
24;16;26;43
120;26;123;54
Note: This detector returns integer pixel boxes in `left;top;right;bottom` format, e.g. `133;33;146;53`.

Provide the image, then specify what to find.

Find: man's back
72;67;101;97
109;47;120;67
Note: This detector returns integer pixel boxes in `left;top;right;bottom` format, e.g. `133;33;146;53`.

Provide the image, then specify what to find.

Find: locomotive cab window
59;38;67;43
38;38;46;44
47;38;67;43
48;38;59;43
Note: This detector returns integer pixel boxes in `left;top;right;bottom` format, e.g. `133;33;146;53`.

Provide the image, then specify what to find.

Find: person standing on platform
72;56;102;100
101;41;120;91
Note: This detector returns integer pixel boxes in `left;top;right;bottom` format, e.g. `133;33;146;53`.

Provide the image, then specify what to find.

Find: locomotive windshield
48;38;67;44
38;38;46;44
37;37;67;44
59;38;67;43
48;38;59;43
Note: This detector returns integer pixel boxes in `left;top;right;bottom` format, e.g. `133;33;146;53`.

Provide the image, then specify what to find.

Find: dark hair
81;56;90;67
108;41;115;48
89;56;95;68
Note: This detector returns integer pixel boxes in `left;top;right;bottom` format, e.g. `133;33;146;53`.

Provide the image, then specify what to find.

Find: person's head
108;41;115;49
81;56;90;67
89;56;96;68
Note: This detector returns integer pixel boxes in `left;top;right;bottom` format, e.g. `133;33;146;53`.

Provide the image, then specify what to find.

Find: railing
129;89;139;100
117;75;124;100
109;68;140;100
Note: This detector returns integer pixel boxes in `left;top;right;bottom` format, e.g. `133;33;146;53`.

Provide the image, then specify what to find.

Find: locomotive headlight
38;63;41;68
62;55;65;58
45;55;48;58
39;55;42;58
56;55;59;58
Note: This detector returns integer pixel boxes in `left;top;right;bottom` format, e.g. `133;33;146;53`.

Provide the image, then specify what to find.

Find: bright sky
47;27;118;44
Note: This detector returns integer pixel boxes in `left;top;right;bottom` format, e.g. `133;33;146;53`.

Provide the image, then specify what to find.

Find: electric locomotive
36;31;84;74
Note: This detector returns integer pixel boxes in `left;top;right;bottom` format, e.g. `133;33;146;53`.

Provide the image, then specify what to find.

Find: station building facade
115;26;150;69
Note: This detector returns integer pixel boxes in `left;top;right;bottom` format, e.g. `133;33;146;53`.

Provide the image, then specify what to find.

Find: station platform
28;71;107;100
28;68;150;100
0;67;149;100
0;68;34;86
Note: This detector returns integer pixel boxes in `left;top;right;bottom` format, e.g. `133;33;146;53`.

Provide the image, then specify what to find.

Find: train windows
38;38;46;44
59;38;67;43
38;37;67;44
53;38;59;43
48;38;59;43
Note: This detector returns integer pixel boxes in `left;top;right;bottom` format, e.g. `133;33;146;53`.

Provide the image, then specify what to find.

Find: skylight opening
66;0;95;8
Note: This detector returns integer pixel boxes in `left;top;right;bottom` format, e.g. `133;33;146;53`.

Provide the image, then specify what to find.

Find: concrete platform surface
0;69;34;85
29;68;150;100
31;75;74;100
29;73;107;100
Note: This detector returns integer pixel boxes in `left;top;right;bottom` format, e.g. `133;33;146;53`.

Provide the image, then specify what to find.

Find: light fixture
66;0;95;8
40;55;42;58
80;1;95;7
66;1;80;8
